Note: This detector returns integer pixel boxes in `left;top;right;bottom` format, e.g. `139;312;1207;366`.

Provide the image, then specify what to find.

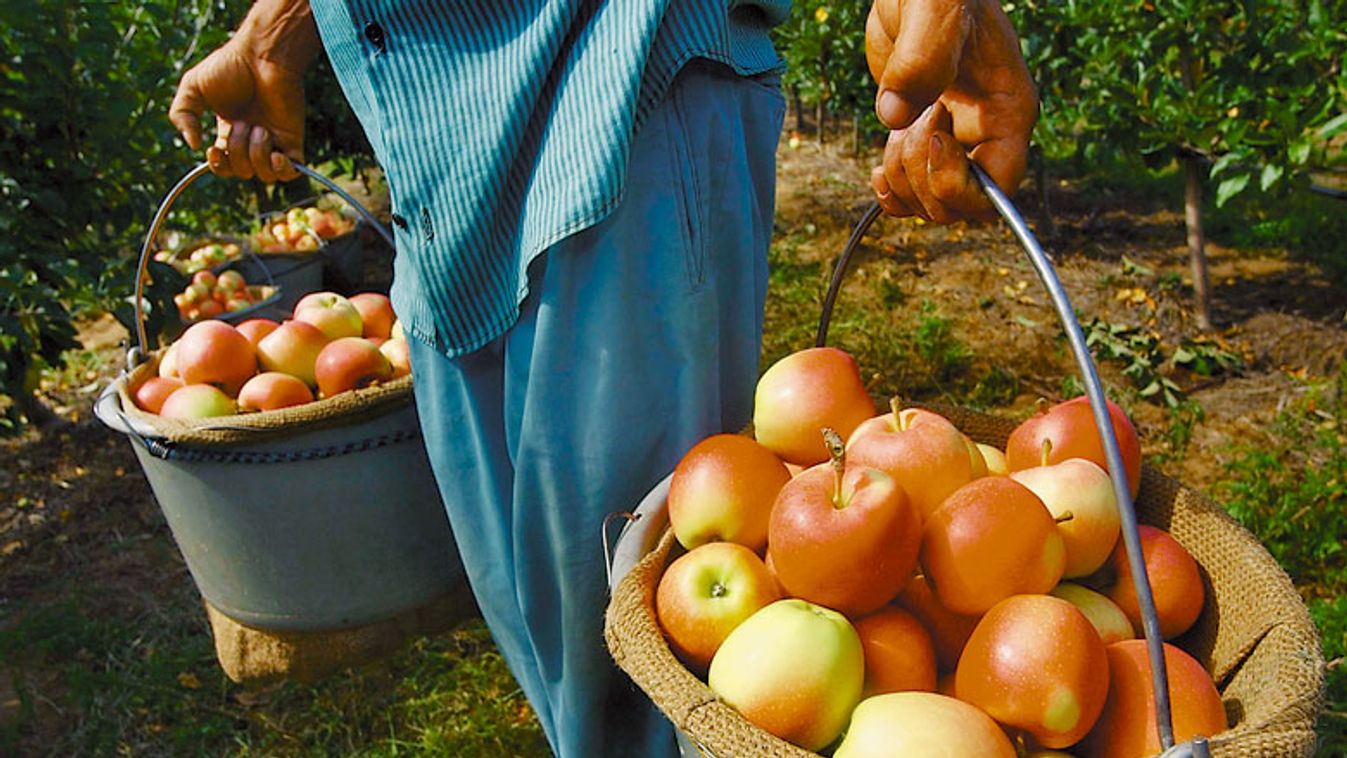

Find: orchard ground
2;129;1345;756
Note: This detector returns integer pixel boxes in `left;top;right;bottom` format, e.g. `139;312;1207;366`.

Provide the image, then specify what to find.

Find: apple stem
1054;510;1074;524
888;395;902;418
823;427;846;509
1041;438;1053;467
1035;397;1051;415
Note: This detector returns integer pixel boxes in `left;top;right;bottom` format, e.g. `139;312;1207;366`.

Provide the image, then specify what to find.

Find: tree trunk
852;113;861;156
791;87;804;132
1184;155;1214;330
816;98;826;145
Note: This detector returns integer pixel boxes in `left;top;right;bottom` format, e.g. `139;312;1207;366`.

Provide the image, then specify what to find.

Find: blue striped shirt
310;1;789;356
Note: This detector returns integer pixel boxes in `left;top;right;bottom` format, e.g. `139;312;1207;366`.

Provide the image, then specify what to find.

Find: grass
1213;362;1347;756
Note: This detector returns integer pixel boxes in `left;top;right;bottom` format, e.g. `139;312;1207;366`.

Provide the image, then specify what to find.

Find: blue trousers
407;62;784;757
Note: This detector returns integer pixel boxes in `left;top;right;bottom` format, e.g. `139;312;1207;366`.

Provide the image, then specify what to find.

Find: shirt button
364;22;386;52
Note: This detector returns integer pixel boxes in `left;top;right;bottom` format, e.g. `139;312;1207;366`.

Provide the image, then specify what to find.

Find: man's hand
169;1;320;183
865;0;1037;223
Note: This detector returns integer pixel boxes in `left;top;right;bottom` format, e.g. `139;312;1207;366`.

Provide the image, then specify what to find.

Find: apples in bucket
651;345;1224;754
132;291;412;419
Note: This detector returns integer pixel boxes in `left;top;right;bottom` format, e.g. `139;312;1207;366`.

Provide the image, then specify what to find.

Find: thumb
875;0;970;129
169;79;206;151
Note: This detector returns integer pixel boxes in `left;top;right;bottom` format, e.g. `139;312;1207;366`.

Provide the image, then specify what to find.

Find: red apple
256;320;329;387
1006;396;1142;499
158;342;180;379
654;542;782;675
834;692;1016;758
955;594;1109;748
920;477;1066;615
379;338;411;378
216;269;246;293
173;320;256;396
667;433;791;552
195;299;225;319
159;383;236;419
314;336;394;398
752;347;875;466
768;430;921;617
1082;640;1227;758
707;598;864;751
1010;456;1121;578
853;606;937;696
191;270;217;289
845;404;975;521
133;376;184;414
235;318;280;347
237;371;315;412
1105;525;1205;640
349;292;396;340
293;291;365;340
894;574;981;672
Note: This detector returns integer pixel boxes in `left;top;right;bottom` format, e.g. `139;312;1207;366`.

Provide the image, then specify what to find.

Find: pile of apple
153;240;243;275
656;347;1224;757
173;269;268;323
252;206;355;253
132;291;412;419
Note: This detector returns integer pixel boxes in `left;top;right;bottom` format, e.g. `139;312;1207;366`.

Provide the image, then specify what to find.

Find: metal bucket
95;380;466;631
605;165;1223;758
101;161;470;633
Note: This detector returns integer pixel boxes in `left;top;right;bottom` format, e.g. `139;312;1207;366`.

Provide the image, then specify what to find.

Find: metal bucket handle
816;164;1207;756
130;162;395;366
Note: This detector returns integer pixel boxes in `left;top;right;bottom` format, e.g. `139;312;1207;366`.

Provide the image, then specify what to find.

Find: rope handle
130;162;395;364
816;165;1196;754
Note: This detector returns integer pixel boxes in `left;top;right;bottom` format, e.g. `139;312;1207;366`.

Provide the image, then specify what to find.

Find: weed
1310;596;1347;756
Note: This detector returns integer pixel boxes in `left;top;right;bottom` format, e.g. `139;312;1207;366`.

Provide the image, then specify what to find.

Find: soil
2;136;1345;753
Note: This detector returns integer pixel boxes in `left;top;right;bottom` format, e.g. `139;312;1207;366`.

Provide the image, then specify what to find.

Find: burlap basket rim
113;350;414;447
604;404;1326;758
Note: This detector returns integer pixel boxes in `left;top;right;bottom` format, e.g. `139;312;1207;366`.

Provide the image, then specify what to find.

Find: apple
1105;524;1205;640
654;541;781;675
707;598;864;751
133;376;184;414
237;372;315;412
390;319;405;342
667;433;791;552
955;594;1109;748
235;318;280;347
216;269;246;293
1010;456;1121;578
1006;396;1142;499
768;429;921;617
963;434;989;479
894;574;981;672
192;270;218;289
157;342;180;379
853;606;937;696
1050;582;1135;645
833;692;1016;758
1082;640;1226;758
349;292;396;340
195;299;224;319
379;338;411;378
256;320;330;387
173;320;256;396
159;384;236;419
293;291;365;341
920;477;1066;615
845;403;975;521
314;336;394;398
977;443;1009;476
751;347;875;466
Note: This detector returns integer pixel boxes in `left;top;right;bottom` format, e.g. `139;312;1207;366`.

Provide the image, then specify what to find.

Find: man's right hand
169;1;320;183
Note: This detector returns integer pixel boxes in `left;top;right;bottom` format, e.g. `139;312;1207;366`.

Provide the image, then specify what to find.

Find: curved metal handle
817;166;1178;750
132;162;396;358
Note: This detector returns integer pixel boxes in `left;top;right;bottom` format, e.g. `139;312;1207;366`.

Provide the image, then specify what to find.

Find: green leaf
1260;163;1284;192
1288;140;1311;166
1215;174;1251;207
1320;112;1347;139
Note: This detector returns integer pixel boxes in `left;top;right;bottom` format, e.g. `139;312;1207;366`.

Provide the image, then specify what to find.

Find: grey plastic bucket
228;253;323;316
95;377;468;632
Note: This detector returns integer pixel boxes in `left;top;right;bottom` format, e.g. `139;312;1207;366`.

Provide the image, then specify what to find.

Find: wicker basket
605;404;1324;756
606;172;1324;756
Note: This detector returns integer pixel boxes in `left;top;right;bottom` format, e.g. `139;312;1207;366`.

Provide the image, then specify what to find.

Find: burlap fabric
205;583;479;686
116;351;414;446
604;404;1325;757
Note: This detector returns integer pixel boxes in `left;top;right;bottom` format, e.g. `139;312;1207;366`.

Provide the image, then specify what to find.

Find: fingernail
251;125;266;143
930;134;945;166
871;170;891;199
878;90;912;127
